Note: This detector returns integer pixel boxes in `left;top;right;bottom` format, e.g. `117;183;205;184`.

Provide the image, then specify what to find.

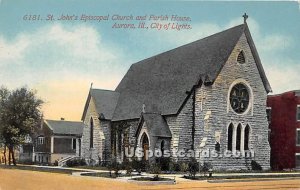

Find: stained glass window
230;83;249;113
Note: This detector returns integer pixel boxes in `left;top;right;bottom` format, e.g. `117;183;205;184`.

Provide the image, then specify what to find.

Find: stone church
81;19;272;170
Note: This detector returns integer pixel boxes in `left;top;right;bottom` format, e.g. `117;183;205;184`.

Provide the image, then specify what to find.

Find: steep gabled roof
243;24;272;93
44;119;84;136
81;89;120;121
135;113;172;138
112;23;271;121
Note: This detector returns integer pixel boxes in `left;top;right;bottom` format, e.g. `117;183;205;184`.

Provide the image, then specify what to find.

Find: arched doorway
141;133;149;160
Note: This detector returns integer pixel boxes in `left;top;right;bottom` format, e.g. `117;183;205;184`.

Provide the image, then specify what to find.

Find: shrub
109;160;121;177
251;160;262;171
97;156;101;166
53;160;58;166
200;162;213;176
149;163;161;174
156;157;170;171
188;158;199;178
155;157;170;171
131;158;150;173
180;162;189;172
169;161;181;172
122;160;133;175
66;158;86;167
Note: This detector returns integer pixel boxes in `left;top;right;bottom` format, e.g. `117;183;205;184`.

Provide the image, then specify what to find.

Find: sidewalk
18;164;109;172
3;164;300;183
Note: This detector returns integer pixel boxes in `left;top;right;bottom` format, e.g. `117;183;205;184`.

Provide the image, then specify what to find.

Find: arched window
90;118;94;148
237;50;245;64
244;125;250;150
141;133;149;160
215;142;220;152
236;124;242;151
161;140;165;156
228;124;234;151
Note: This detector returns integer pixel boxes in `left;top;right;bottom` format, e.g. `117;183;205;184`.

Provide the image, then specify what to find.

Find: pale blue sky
0;0;299;120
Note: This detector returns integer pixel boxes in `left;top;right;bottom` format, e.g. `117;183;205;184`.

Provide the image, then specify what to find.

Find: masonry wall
194;33;271;170
81;98;110;164
267;91;300;170
112;120;139;162
165;96;194;162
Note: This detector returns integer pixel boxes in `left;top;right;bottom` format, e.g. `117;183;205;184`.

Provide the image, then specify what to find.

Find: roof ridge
91;88;116;92
128;24;245;68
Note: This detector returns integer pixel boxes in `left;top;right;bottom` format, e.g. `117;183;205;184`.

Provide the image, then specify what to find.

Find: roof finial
243;13;248;24
90;82;93;89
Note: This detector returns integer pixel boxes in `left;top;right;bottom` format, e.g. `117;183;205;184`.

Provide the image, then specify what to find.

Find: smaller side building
19;119;84;164
267;90;300;170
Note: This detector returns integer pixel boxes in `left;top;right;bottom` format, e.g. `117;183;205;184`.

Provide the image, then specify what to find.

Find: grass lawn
68;165;108;171
0;164;87;174
183;173;300;181
81;171;140;178
131;176;174;181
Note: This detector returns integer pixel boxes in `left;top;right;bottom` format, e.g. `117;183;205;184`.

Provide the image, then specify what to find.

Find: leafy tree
0;87;9;164
0;87;43;165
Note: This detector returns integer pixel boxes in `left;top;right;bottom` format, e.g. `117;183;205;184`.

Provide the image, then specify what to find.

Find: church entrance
141;133;149;160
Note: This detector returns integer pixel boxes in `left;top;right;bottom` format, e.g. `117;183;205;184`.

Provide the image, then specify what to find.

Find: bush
131;158;149;173
200;162;213;176
180;162;189;172
66;158;86;167
251;160;262;171
108;160;121;177
155;157;170;171
188;158;199;178
169;161;181;172
149;163;161;174
122;160;133;175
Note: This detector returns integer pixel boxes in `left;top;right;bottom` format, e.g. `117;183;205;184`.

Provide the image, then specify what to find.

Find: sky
0;0;299;121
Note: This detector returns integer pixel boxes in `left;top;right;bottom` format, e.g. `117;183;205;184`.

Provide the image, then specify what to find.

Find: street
1;168;300;190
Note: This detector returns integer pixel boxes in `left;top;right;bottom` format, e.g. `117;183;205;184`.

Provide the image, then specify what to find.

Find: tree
0;87;9;165
0;87;43;165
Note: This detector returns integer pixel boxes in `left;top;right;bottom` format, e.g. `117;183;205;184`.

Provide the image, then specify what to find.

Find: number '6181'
23;15;41;21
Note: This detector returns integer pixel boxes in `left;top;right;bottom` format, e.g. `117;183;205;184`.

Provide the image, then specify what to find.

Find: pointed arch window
161;140;165;156
90;117;94;148
236;124;242;151
228;124;234;151
237;50;245;64
141;133;149;160
244;125;250;150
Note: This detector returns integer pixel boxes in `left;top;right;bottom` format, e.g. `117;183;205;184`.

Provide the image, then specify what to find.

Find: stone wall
81;97;110;163
165;96;194;162
112;120;139;162
194;33;271;170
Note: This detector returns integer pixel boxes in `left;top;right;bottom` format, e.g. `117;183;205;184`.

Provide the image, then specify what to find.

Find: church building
81;17;272;170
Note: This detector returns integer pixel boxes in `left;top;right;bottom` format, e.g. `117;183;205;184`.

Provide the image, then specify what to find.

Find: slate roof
112;23;272;121
81;89;120;120
135;113;172;138
45;120;84;136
